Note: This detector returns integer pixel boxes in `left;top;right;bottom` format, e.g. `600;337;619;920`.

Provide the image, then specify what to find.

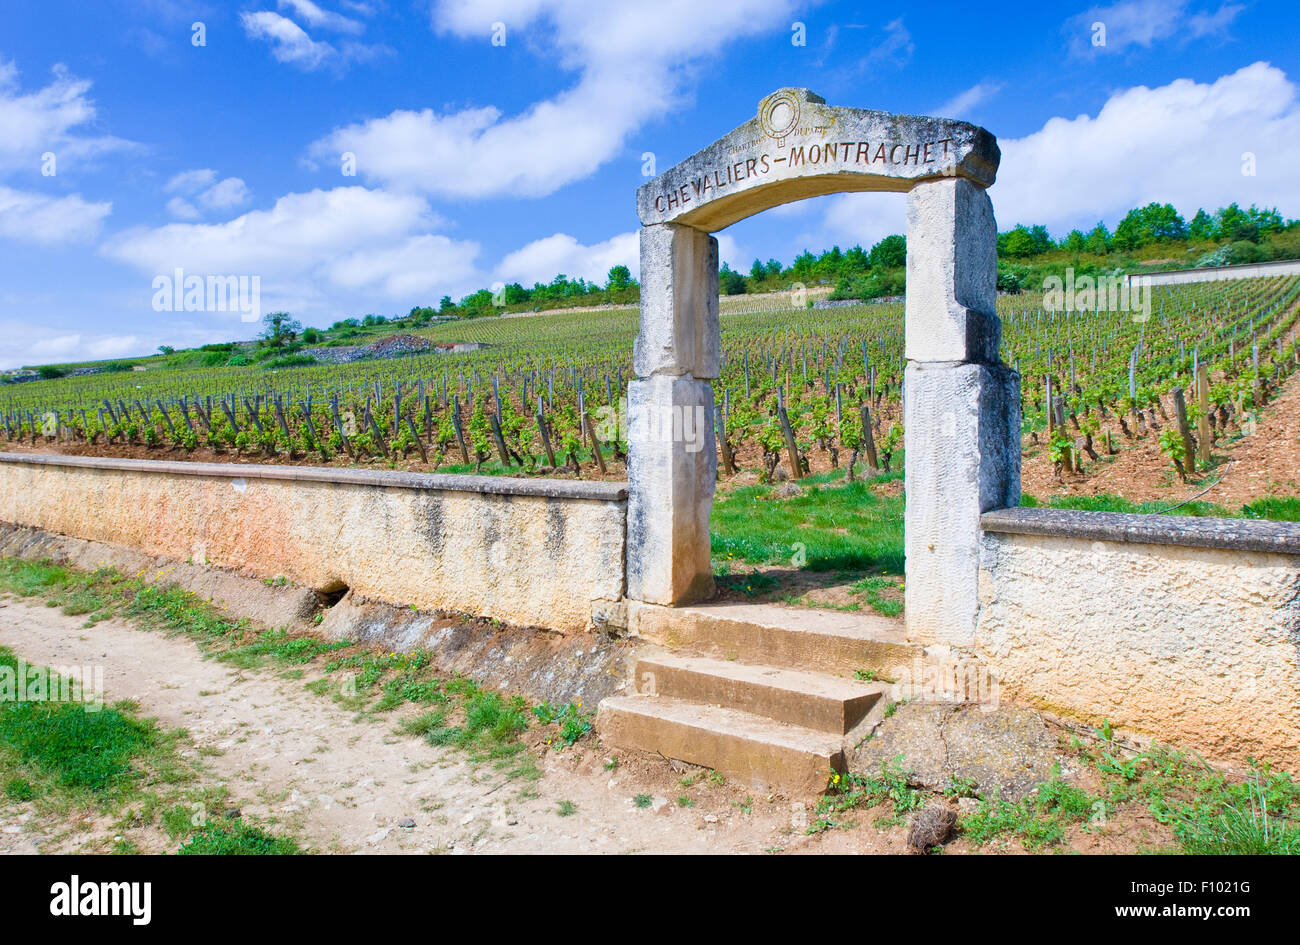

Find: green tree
719;262;748;295
259;312;301;348
1214;203;1257;242
605;265;633;291
1002;226;1038;257
1084;222;1111;254
867;234;906;269
1188;209;1214;241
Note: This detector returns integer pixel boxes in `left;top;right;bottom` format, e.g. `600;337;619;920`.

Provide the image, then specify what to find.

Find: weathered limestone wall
0;454;626;633
977;508;1300;771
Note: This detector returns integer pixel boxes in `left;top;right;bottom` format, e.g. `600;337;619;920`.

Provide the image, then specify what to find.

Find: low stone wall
0;454;627;633
1128;257;1300;287
978;507;1300;771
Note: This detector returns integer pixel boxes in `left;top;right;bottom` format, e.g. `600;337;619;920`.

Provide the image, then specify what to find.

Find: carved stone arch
626;89;1019;645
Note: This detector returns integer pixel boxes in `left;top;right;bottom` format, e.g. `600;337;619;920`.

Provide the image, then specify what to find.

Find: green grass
397;681;529;765
811;756;925;833
712;481;1300;595
0;642;298;853
956;731;1300;854
177;820;303;855
1079;733;1300;855
0;648;153;796
1020;492;1300;521
711;470;904;572
959;770;1101;850
848;575;903;617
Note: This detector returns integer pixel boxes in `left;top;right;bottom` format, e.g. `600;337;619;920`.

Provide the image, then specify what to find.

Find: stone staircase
597;601;924;796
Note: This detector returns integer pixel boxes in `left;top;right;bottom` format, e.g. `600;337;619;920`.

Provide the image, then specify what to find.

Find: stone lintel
637;88;1000;230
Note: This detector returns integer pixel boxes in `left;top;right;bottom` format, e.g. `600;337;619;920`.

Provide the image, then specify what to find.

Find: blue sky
0;0;1297;367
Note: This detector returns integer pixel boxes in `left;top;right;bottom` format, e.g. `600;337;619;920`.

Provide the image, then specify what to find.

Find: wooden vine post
1196;364;1212;465
1171;387;1196;474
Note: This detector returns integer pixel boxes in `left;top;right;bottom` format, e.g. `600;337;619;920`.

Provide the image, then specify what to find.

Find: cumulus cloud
494;231;640;286
494;229;743;286
241;11;338;70
241;6;389;72
308;0;799;199
0;60;134;172
0;186;112;244
164;196;200;220
101;186;482;317
0;322;149;370
197;176;250;210
813;63;1300;251
164;168;250;217
165;168;217;193
1065;0;1244;55
993;61;1300;231
277;0;364;33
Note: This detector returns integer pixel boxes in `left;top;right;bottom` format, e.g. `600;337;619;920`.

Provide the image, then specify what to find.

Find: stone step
634;652;886;735
628;600;920;676
597;694;844;796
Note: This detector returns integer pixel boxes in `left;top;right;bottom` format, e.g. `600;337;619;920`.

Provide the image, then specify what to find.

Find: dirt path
0;599;900;855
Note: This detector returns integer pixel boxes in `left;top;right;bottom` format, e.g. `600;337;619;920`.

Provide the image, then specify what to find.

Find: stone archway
626;88;1020;646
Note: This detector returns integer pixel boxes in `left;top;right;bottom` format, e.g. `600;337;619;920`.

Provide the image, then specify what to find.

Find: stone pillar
903;177;1020;645
626;222;719;605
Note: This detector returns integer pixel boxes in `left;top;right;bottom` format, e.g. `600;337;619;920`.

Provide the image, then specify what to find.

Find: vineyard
5;274;1300;517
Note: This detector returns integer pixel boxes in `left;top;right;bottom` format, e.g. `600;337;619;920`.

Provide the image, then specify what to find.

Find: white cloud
165;169;250;217
854;18;914;72
199;177;250;210
241;11;338;70
277;0;364;34
165;168;217;193
1066;0;1243;55
934;82;1003;120
308;0;799;199
333;234;481;296
0;324;148;371
241;6;389;72
811;63;1300;251
0;186;112;244
493;229;744;286
806;192;906;255
495;231;640;286
0;60;134;172
165;196;199;220
993;62;1300;232
102;186;482;317
84;334;145;358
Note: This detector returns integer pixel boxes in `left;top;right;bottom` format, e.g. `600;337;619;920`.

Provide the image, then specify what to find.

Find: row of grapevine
5;276;1298;485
